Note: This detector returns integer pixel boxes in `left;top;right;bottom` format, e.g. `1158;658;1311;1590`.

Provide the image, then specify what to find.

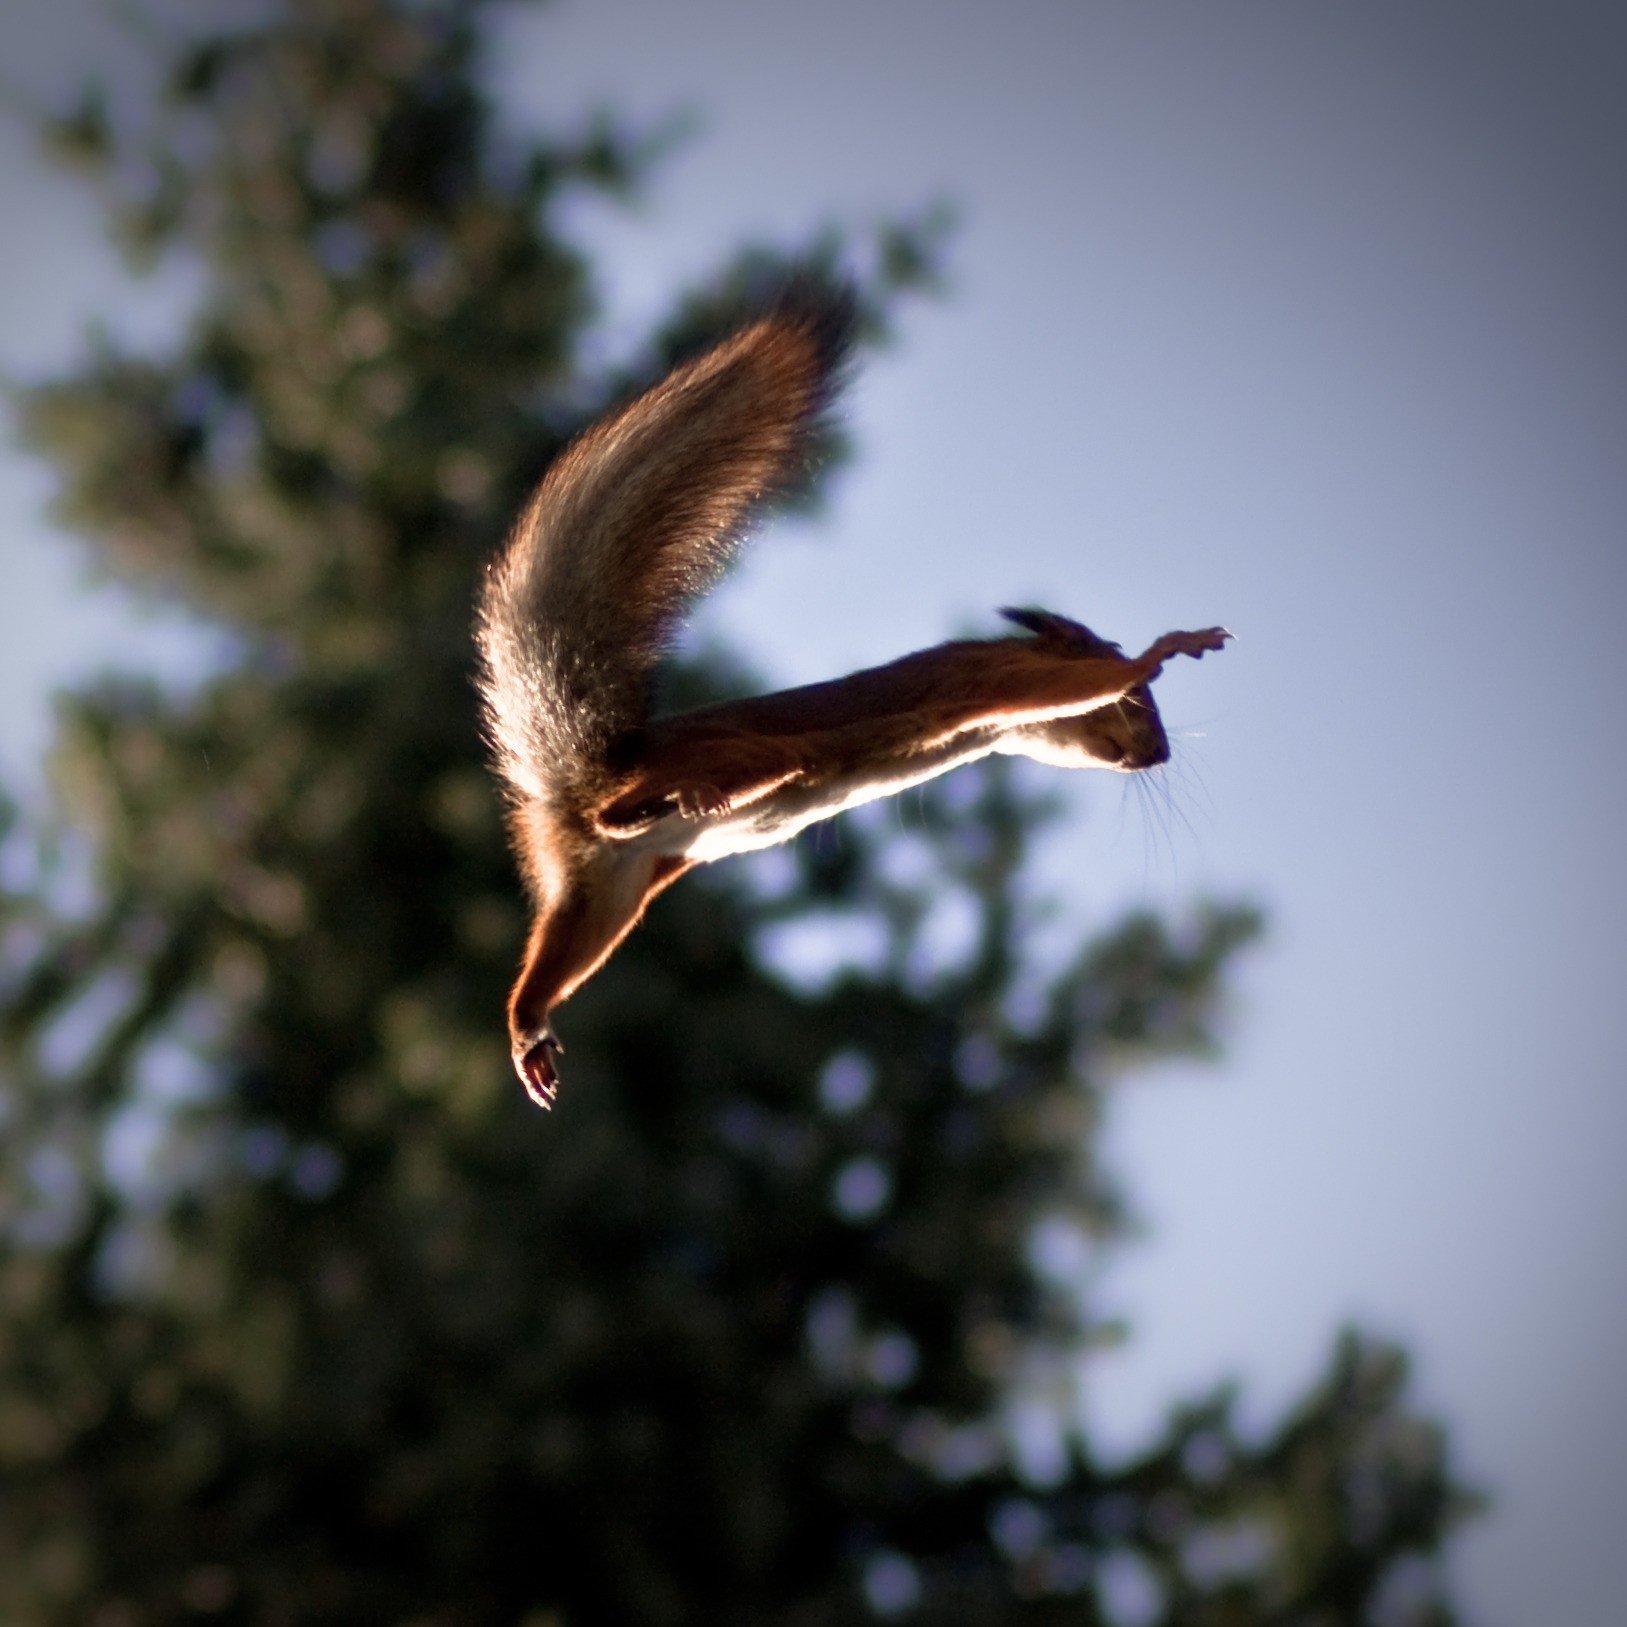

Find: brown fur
475;291;1228;1106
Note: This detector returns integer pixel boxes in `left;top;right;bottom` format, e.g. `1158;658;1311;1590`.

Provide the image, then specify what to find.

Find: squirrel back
475;286;856;818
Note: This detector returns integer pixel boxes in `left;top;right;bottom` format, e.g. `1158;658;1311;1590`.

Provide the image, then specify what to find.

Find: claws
596;781;731;834
515;1028;564;1110
1145;626;1233;668
675;783;730;819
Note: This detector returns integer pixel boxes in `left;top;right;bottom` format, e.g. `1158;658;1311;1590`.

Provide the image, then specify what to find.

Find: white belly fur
664;737;999;864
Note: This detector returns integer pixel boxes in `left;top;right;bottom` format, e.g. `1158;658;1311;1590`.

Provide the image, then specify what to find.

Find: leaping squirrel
476;287;1229;1107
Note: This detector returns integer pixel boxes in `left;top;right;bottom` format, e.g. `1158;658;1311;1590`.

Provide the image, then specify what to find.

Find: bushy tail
476;284;856;810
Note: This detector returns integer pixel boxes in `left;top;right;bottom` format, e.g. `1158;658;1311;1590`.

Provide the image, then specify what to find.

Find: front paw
1151;627;1232;664
675;783;731;819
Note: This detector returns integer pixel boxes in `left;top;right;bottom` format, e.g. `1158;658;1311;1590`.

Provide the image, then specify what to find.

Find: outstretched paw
1147;626;1232;666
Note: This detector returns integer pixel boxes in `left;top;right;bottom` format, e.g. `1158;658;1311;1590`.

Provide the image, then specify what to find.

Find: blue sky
3;2;1625;1622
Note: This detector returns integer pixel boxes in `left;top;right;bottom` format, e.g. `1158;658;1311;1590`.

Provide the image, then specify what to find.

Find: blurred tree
0;1;1479;1623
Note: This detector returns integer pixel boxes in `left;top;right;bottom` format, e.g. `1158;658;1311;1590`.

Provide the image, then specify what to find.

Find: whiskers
1127;731;1213;883
1162;725;1218;822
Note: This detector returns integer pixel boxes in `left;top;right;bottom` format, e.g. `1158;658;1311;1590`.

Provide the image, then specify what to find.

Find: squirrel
476;286;1229;1107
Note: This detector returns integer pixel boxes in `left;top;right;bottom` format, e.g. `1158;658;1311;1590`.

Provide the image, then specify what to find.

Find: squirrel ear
998;607;1124;658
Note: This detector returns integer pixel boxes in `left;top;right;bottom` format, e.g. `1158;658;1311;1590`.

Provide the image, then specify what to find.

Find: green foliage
0;2;1478;1623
